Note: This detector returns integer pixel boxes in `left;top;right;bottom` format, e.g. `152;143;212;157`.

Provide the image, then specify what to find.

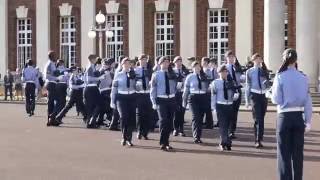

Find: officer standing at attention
85;54;103;128
150;56;177;151
111;57;137;146
172;56;188;137
201;57;214;129
211;65;235;151
53;66;87;124
245;53;270;148
97;58;114;127
22;59;38;117
135;54;152;140
45;51;60;126
271;48;312;180
225;50;242;139
183;61;209;144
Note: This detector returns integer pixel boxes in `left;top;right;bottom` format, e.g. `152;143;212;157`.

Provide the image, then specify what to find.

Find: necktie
212;69;215;80
165;72;170;95
231;65;237;85
258;68;262;89
197;74;202;90
223;80;228;100
142;67;147;90
126;72;130;88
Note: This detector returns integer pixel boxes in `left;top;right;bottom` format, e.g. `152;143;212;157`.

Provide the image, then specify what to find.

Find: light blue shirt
150;69;177;106
245;66;269;103
135;66;151;91
173;67;188;92
85;64;100;85
226;63;241;85
69;74;84;90
44;60;57;82
57;66;69;84
99;68;113;91
111;70;136;105
271;67;312;124
22;66;37;83
211;78;235;110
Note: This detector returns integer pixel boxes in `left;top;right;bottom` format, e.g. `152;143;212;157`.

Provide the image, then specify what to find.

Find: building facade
0;0;319;88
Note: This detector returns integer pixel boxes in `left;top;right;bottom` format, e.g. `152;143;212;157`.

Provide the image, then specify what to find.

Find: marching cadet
271;49;312;180
45;51;60;126
225;50;242;139
84;54;103;128
245;53;270;148
97;58;114;127
172;56;189;137
111;57;137;146
150;56;177;151
211;65;235;151
53;66;87;124
183;61;209;144
135;54;152;140
75;67;86;118
201;57;214;129
55;59;69;115
21;59;38;117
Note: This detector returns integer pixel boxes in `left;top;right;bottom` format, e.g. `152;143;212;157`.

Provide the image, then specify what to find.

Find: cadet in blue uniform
97;58;114;127
111;57;137;146
183;61;209;144
211;65;235;151
135;54;152;140
53;66;86;123
172;56;189;137
245;53;270;148
201;57;214;129
271;49;312;180
22;59;38;116
45;51;60;126
85;54;103;128
225;51;242;139
150;56;177;151
55;59;69;115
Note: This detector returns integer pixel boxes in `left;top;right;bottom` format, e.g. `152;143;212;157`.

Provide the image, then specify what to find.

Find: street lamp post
88;11;114;58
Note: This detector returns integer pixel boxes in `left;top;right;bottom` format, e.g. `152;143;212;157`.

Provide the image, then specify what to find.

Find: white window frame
208;9;229;65
154;11;174;60
17;18;32;69
106;14;124;61
60;16;76;68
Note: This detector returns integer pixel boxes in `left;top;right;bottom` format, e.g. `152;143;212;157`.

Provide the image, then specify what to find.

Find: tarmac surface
0;103;319;180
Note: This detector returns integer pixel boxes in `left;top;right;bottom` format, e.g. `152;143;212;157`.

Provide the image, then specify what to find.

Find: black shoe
28;113;32;117
109;126;120;131
213;123;219;128
194;139;203;144
121;139;126;146
173;130;178;136
229;133;237;139
31;111;34;116
160;145;167;151
143;135;149;140
255;141;263;148
179;132;186;137
137;133;142;140
166;145;173;151
126;141;133;147
226;145;232;151
218;144;225;152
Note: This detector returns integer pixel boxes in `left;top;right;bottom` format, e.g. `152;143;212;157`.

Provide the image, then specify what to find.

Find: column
81;0;96;68
296;0;319;87
128;0;144;58
235;0;253;65
0;0;8;77
36;0;50;72
264;0;285;72
180;0;196;63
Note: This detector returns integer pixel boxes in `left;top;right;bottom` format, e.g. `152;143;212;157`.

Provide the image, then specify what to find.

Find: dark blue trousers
117;94;137;141
189;94;206;140
157;97;176;146
216;104;233;146
84;86;101;128
174;92;185;133
46;82;58;118
136;93;152;137
25;82;36;114
251;93;268;142
277;111;304;180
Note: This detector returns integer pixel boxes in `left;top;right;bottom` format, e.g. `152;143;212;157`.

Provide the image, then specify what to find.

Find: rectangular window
155;12;174;60
106;14;124;62
17;18;32;69
60;16;76;67
208;9;229;65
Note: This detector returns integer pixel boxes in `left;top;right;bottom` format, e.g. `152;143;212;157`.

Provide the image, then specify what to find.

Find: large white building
0;0;319;89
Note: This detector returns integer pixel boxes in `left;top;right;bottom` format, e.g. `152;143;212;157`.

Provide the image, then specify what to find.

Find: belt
118;90;136;95
136;90;150;94
47;80;57;84
25;81;35;84
100;87;111;92
278;107;304;113
157;94;175;98
57;82;67;84
251;89;267;94
190;90;206;94
217;101;233;105
86;84;97;87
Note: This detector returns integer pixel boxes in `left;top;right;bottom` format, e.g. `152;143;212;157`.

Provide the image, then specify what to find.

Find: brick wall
252;0;264;56
50;0;81;67
7;0;36;71
286;0;296;49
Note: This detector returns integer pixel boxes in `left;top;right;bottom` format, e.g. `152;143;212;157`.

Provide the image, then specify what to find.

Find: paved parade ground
0;103;319;180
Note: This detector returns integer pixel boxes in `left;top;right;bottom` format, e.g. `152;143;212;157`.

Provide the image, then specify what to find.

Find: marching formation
20;48;313;180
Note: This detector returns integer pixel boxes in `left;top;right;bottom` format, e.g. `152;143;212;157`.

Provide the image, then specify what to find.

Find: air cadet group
21;48;312;180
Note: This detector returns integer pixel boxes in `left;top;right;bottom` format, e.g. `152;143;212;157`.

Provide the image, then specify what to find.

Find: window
106;14;124;61
60;16;76;67
208;9;229;65
284;5;288;49
17;18;32;69
155;12;174;60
